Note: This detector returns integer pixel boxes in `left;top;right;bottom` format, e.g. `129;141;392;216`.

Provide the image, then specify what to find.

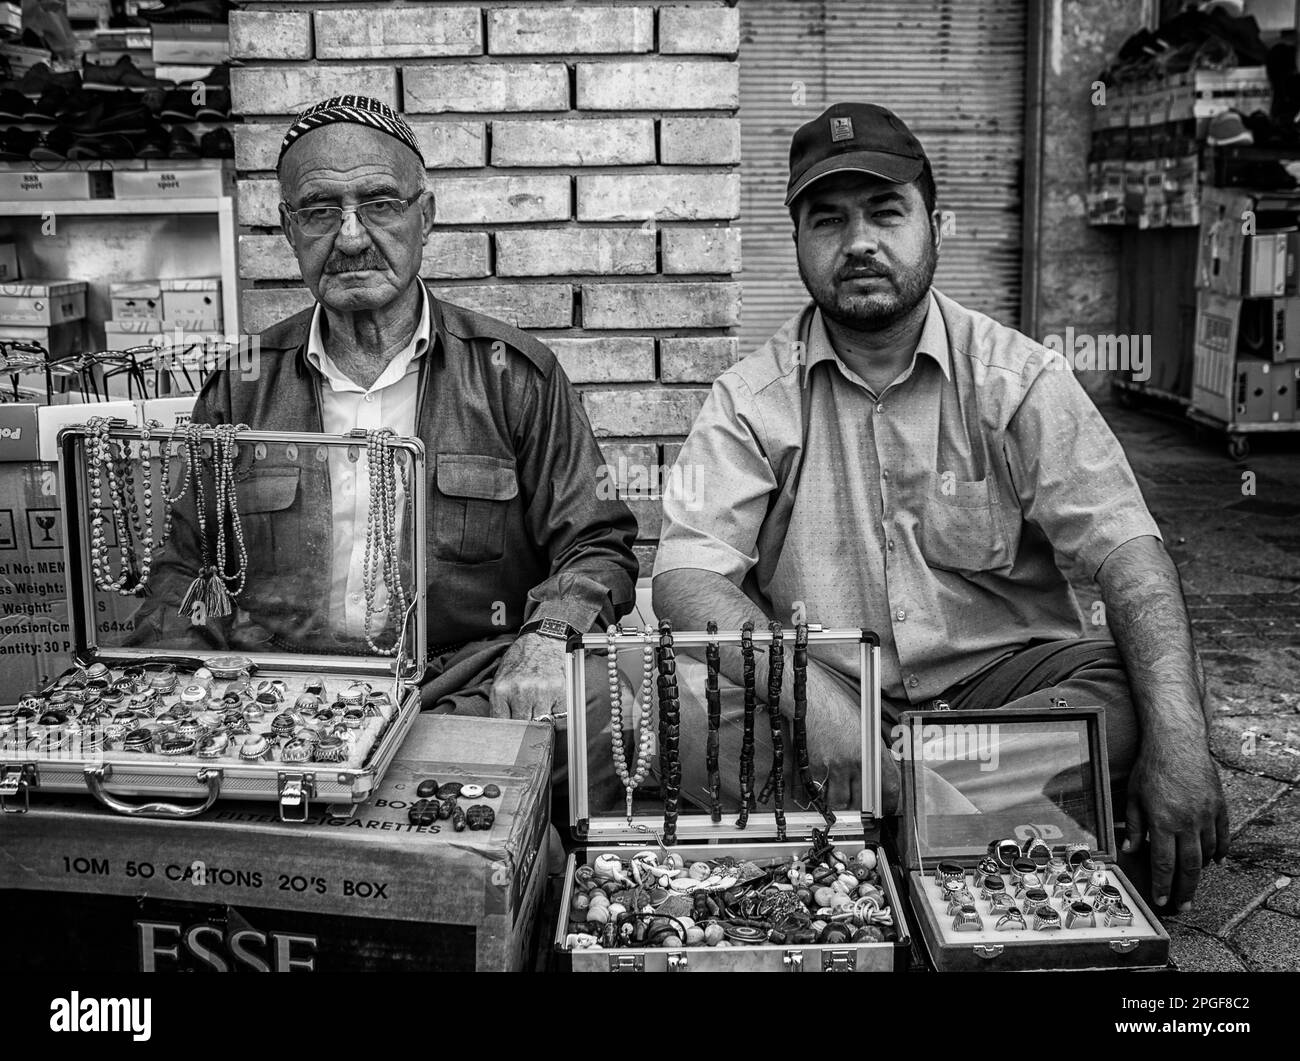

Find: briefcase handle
83;765;223;819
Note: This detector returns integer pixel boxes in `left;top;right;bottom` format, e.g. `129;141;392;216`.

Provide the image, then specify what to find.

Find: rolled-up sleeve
1004;356;1162;578
653;373;778;585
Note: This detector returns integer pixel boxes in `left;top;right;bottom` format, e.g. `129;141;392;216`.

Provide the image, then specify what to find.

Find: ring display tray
554;625;912;973
897;705;1170;971
0;423;427;823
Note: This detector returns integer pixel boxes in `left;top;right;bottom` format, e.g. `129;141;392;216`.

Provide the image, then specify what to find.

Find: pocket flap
234;471;300;513
436;454;518;501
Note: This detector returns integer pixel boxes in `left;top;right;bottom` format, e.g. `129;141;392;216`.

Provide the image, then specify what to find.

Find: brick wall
230;2;743;574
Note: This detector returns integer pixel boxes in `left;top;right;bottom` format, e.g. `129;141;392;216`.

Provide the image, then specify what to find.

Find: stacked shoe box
104;280;164;362
0;279;87;361
102;276;223;396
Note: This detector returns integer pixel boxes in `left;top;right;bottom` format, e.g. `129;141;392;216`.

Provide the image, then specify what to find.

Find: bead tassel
737;619;756;829
705;620;722;824
656;619;681;846
759;619;788;840
793;622;836;828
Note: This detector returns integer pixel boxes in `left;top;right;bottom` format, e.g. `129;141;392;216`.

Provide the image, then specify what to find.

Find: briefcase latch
666;951;688;972
609;954;644;972
0;763;37;814
973;944;1004;961
277;773;316;823
783;950;804;971
1110;939;1139;954
822;949;856;972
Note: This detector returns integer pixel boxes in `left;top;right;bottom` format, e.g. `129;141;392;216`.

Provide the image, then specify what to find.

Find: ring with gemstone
122;728;154;753
197;731;230;758
1033;907;1062;931
976;856;1002;881
1093;883;1124;913
952;904;982;932
1064;843;1091;868
314;736;346;763
1084;869;1110;897
1064;900;1096;929
1009;858;1037;889
1021;888;1051;916
996;908;1026;931
238;734;270;761
946;890;977;916
280;738;312;764
934;860;966;889
1074;856;1105;883
207;655;253;679
1104;903;1134;928
294;692;322;716
980;875;1007;902
1022;836;1052;866
1014;872;1044;897
990;839;1022;869
1045;856;1068;878
160;737;195;757
1051;874;1081;902
989;892;1017;914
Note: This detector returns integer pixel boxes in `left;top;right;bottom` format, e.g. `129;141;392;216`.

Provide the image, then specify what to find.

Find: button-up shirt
654;289;1162;701
305;285;429;637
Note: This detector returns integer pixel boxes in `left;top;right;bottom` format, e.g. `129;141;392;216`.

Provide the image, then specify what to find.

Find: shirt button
908;675;919;689
364;394;374;403
887;540;896;551
895;609;906;621
881;470;889;481
876;403;885;414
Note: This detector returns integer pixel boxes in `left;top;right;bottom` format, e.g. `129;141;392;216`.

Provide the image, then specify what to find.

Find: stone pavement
1089;396;1300;972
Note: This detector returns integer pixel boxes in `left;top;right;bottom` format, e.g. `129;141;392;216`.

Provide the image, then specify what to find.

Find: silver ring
946;891;977;916
934;860;965;888
1064;900;1096;929
1104;903;1134;928
1064;843;1091;868
1022;888;1050;915
1051;873;1081;901
1022;836;1052;866
990;838;1022;869
952;904;982;932
989;892;1017;913
1014;872;1044;897
995;908;1026;932
1093;883;1124;912
1033;907;1062;931
980;875;1007;901
1084;869;1109;897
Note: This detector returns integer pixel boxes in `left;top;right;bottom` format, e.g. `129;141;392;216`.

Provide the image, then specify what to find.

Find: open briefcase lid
563;624;883;846
56;422;428;682
896;704;1116;872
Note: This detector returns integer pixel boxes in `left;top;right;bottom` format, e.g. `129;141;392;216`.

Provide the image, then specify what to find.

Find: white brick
581;388;709;437
233;125;287;171
495;228;654;277
577;173;739;221
242;288;315;334
659;336;741;382
231;66;395;117
230;11;312;61
597;441;660;479
659;5;741;55
429;284;573;328
237;179;282;227
582;282;740;328
431;175;570;224
231;65;397;116
492;119;655;167
662;226;741;274
239;233;491;280
488;6;653;55
315;8;481;59
577;60;738;110
404;63;568;113
546;337;656;383
412;121;486;168
660;117;741;164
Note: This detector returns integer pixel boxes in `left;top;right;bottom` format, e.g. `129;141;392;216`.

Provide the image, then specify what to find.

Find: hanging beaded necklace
705;619;723;823
736;619;757;829
87;416;137;593
362;429;409;655
655;619;681;846
758;619;788;840
605;624;656;823
177;422;248;622
793;622;836;828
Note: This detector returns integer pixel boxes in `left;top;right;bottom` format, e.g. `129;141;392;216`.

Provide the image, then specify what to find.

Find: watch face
537;618;569;639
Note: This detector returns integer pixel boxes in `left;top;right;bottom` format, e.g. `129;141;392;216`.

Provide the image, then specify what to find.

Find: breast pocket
917;471;1012;575
433;454;518;564
233;470;302;602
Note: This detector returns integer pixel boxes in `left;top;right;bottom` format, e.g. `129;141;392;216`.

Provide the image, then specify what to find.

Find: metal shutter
738;0;1027;351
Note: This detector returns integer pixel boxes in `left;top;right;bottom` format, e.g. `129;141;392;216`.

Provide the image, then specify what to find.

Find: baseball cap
785;102;928;207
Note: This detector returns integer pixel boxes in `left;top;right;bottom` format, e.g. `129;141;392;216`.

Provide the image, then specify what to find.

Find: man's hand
488;632;567;721
1123;735;1229;911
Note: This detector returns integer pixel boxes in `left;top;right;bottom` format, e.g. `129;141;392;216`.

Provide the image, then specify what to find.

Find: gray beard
799;244;937;332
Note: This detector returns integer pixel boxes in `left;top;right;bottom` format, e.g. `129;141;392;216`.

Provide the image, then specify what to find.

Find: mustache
837;259;891;281
324;252;387;274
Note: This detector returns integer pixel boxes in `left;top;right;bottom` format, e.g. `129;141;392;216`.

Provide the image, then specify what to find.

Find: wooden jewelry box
554;624;912;972
896;704;1170;971
0;423;428;823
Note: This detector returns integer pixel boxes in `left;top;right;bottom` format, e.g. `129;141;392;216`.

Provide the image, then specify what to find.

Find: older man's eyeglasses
283;194;421;237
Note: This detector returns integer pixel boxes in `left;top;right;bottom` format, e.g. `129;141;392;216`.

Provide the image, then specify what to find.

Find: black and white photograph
0;0;1297;1024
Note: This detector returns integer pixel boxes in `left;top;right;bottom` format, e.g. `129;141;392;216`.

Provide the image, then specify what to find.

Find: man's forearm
1096;536;1208;746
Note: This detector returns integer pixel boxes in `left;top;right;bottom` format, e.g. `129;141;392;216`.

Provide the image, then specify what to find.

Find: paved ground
1087;396;1300;972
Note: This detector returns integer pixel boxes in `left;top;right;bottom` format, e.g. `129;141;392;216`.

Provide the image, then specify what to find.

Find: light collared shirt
306;284;430;637
654;289;1162;702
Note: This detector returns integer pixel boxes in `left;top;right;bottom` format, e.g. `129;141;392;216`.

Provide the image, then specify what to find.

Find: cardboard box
1237;295;1300;363
109;281;162;320
113;166;231;199
0;280;87;326
1233;359;1279;423
104;318;164;352
150;22;229;65
36;400;137;462
0;242;17;282
0;170;111;201
0;715;551;972
139;395;195;430
1272;361;1299;422
161;278;221;323
1244;233;1288;297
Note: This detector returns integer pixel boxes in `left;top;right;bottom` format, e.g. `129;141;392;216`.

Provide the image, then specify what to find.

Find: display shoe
24;84;70;124
166;125;201;159
194;86;230;121
0;88;27;119
30;126;75;161
134;122;170;158
0;126;39;161
199;125;233;158
65;136;102;161
83;55;166;92
159;86;198;121
98;101;154;136
12;62;81;97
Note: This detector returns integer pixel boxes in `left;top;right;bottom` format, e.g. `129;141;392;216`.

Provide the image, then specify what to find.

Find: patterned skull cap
277;95;424;171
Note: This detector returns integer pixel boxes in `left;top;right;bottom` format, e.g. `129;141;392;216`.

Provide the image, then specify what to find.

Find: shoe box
151;23;229;66
112;162;233;199
108;281;162;321
1232;359;1295;424
160;276;221;326
0;169;113;201
0;280;87;328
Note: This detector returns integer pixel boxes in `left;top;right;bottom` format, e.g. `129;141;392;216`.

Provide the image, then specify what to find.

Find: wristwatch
519;617;580;642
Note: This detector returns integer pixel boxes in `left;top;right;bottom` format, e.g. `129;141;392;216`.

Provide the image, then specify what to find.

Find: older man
653;102;1227;912
146;97;637;756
